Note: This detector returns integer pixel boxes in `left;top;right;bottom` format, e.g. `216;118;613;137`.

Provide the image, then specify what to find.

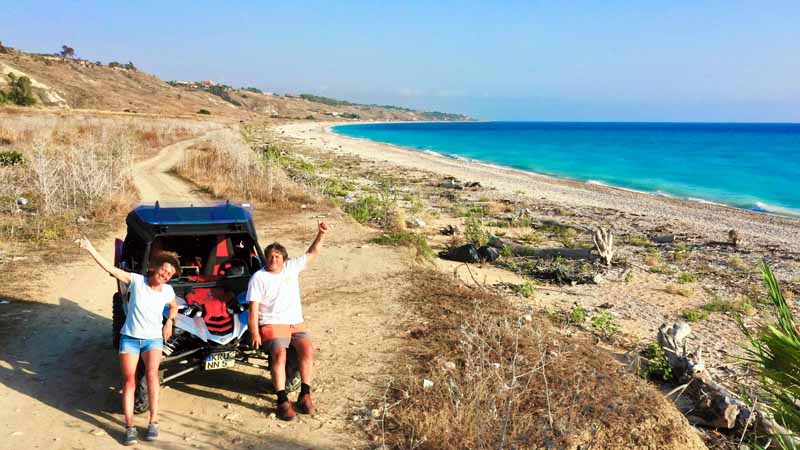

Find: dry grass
368;271;704;450
0;112;217;271
176;128;314;206
666;283;694;297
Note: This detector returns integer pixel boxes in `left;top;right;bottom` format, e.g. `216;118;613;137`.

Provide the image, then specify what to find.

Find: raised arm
78;236;132;285
305;222;329;264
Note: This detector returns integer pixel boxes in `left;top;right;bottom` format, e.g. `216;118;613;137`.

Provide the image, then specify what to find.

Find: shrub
370;230;433;260
464;216;488;246
569;303;587;324
625;234;652;247
344;195;381;224
197;109;211;115
591;311;620;340
677;272;697;284
729;255;748;270
641;342;673;382
0;151;24;166
512;281;536;298
4;73;36;106
739;262;800;445
680;308;708;322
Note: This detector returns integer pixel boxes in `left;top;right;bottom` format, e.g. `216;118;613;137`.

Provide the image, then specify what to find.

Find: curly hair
150;251;182;277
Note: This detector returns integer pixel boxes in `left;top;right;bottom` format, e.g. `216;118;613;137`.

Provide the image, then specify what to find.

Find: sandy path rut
0;132;411;449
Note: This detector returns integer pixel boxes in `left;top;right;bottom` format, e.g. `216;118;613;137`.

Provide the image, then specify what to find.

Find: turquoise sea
333;122;800;217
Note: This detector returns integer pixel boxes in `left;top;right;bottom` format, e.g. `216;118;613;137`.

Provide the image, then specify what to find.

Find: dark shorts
259;323;310;353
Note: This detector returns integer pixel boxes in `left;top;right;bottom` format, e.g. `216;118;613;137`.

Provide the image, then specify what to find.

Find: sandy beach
277;121;800;255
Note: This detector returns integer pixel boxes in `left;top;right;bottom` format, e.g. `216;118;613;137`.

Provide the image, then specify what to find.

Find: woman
78;237;179;446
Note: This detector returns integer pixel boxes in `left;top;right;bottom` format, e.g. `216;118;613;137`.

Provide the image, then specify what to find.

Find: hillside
0;46;470;121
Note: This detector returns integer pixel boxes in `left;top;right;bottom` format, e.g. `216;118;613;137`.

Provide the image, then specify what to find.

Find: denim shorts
119;335;163;355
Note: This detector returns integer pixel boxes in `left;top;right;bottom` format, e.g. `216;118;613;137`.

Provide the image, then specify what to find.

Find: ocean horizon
333;121;800;218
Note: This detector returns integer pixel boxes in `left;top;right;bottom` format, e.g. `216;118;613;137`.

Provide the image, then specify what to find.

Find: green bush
344;195;381;224
3;73;36;106
677;272;697;284
197;109;211;115
0;151;24;166
680;308;708;322
512;281;535;298
464;216;488;246
591;311;620;340
568;303;587;324
641;342;673;382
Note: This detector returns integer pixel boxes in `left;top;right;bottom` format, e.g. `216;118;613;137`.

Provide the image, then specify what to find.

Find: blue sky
2;1;799;121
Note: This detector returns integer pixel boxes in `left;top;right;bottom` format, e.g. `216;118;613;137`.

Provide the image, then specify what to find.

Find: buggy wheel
133;361;149;414
112;293;124;350
285;346;301;393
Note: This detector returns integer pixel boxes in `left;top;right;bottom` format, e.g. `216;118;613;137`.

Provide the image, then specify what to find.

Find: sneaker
295;393;315;415
123;426;138;446
145;422;159;441
276;401;296;421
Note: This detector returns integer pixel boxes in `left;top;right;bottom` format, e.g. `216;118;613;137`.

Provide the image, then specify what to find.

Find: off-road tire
133;361;149;414
285;346;301;393
112;293;124;350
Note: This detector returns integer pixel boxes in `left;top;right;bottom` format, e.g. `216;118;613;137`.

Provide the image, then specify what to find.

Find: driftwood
592;227;614;266
488;236;593;260
658;322;799;445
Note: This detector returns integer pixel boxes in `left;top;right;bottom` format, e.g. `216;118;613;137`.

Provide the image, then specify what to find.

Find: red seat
185;287;235;336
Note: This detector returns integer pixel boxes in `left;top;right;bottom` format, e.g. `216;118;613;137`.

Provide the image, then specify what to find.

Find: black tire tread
112;293;124;350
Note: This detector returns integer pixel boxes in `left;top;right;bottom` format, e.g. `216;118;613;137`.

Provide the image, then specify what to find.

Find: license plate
204;351;236;370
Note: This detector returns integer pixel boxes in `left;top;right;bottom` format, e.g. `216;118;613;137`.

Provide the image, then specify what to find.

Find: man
247;222;329;421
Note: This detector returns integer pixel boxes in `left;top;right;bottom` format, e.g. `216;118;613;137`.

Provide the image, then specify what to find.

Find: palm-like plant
740;261;800;448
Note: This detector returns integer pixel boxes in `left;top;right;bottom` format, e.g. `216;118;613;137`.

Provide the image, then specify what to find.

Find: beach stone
439;224;458;235
650;234;675;244
405;217;426;228
438;181;463;190
592;274;605;284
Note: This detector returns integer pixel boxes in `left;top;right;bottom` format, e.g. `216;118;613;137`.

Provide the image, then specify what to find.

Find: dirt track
0;132;412;449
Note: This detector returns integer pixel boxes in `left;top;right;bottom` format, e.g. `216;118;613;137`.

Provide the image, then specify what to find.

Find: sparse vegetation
569;303;587;324
374;271;702;449
729;255;748;270
677;272;697;284
591;310;621;340
641;342;673;382
625;234;652;247
666;283;693;297
370;230;434;260
464;216;488;246
511;280;536;298
680;308;709;322
197;108;211;115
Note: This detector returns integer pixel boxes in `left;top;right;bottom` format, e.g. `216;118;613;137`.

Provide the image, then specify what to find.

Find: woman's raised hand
77;236;93;251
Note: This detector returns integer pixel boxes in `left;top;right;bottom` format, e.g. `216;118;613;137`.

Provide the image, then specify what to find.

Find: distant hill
0;46;472;122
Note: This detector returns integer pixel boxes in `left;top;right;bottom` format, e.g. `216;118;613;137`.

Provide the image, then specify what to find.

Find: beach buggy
112;201;301;413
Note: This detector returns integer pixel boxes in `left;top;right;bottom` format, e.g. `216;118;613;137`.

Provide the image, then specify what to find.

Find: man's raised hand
318;222;330;234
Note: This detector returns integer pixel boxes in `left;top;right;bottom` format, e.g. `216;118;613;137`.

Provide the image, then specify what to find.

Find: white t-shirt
246;254;307;325
120;273;176;339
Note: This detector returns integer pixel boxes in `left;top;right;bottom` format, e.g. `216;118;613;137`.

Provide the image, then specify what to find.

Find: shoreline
331;122;800;219
278;121;800;254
